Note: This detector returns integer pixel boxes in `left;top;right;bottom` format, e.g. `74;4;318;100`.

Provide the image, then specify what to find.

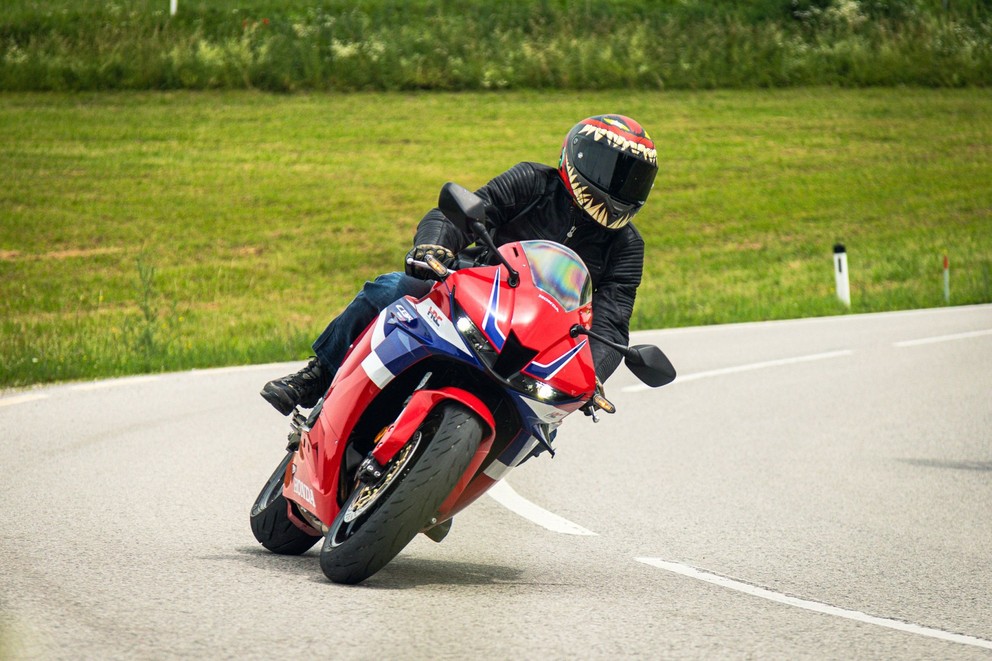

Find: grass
1;0;991;91
1;88;991;387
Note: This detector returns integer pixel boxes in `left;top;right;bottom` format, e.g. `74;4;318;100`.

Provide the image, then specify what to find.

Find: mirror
624;345;677;387
438;181;520;286
439;182;486;235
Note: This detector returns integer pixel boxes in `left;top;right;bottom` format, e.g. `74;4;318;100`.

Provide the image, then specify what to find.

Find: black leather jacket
414;162;645;381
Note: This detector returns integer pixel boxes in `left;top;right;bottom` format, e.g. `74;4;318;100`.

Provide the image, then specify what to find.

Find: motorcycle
249;182;676;584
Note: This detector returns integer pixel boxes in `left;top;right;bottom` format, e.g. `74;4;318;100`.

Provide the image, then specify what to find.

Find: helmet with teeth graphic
558;115;658;230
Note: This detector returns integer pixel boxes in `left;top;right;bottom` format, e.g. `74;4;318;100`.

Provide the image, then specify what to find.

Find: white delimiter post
170;0;177;16
944;255;951;304
834;243;851;307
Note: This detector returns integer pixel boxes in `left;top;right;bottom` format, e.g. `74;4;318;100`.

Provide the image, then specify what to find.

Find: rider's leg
260;272;432;415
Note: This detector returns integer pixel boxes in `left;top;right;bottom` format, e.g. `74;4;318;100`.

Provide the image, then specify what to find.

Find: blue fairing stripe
482;268;506;351
525;339;587;380
364;296;478;388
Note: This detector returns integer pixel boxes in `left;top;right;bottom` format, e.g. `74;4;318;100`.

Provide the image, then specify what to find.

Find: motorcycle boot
260;357;332;415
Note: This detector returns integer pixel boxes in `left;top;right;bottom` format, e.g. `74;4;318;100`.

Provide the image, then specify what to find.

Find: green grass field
1;88;991;387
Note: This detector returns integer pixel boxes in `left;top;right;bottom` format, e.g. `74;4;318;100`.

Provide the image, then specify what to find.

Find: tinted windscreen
573;136;657;204
521;241;592;312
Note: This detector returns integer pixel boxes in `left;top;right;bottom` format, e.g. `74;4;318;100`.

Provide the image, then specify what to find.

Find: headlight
455;314;497;364
506;372;574;403
455;311;578;404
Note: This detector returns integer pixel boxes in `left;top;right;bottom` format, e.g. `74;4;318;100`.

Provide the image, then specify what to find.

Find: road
1;305;990;660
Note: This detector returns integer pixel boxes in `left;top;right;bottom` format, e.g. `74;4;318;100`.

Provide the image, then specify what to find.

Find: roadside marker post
944;255;950;304
170;0;177;16
834;243;851;307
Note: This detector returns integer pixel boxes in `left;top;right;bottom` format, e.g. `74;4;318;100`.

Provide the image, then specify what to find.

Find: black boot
260;357;332;415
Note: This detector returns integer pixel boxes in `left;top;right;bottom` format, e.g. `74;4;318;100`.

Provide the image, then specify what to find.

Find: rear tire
250;451;322;555
320;402;484;584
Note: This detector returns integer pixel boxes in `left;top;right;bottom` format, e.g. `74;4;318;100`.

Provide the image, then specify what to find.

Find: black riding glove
405;244;455;279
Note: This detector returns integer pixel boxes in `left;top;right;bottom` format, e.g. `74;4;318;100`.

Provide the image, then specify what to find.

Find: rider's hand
405;244;455;279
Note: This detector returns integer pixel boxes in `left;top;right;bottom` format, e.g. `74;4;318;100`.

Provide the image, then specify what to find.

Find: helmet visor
573;135;657;204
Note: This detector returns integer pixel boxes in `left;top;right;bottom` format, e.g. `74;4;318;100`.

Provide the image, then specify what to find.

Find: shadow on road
216;546;525;589
899;458;992;472
359;556;525;590
209;546;319;578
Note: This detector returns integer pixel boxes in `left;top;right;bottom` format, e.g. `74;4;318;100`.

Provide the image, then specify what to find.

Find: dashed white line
894;328;992;348
636;558;992;651
486;480;597;536
622;350;854;393
0;392;49;408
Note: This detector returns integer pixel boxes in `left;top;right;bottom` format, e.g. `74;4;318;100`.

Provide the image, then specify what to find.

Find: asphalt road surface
2;305;990;660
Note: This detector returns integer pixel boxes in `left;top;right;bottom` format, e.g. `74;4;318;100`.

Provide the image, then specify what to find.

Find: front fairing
448;241;597;400
442;240;597;474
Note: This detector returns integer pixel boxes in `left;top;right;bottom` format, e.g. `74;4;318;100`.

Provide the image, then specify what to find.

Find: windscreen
521;241;592;312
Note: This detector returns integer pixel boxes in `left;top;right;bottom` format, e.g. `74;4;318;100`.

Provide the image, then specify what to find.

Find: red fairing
283;312;386;526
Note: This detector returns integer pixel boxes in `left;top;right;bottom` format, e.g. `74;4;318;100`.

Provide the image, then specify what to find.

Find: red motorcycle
250;183;676;584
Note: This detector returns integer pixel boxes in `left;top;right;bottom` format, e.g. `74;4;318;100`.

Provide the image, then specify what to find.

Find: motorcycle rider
261;114;658;416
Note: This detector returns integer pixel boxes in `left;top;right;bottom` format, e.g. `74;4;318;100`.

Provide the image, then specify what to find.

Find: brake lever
406;255;454;280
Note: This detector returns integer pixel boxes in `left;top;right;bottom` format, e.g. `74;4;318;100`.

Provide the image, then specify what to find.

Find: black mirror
439;182;487;235
624;345;676;387
438;181;521;287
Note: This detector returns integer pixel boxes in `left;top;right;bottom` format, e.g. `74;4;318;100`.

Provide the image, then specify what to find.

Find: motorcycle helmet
558;114;658;230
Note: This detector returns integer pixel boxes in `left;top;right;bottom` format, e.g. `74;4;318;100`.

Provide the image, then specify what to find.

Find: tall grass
1;0;990;91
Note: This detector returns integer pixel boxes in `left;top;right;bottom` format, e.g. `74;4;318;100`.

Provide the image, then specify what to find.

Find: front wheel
250;451;322;555
320;402;484;584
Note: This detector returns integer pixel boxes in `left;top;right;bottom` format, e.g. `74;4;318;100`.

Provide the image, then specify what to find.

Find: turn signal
592;393;616;414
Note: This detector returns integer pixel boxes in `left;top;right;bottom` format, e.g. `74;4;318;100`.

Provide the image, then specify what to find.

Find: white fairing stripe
483;436;542;481
413;299;472;355
361;311;394;389
521;396;570;424
361;350;393;389
370;306;388;348
483;459;513;481
482;269;499;329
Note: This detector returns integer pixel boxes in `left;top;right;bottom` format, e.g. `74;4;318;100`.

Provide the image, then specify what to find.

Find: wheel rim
329;432;422;546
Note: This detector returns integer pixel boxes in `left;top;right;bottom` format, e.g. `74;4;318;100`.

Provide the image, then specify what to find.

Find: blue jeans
311;272;433;376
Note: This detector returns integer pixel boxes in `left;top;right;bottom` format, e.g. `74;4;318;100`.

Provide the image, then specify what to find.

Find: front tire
320;402;484;584
250;451;322;555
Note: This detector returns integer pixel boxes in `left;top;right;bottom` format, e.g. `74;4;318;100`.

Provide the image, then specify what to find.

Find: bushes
1;0;990;90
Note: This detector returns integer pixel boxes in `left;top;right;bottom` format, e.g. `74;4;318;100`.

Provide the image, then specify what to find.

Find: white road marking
487;480;597;536
69;376;161;391
0;392;49;408
636;558;992;651
622;350;854;393
187;362;299;376
893;328;992;348
2;362;298;405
